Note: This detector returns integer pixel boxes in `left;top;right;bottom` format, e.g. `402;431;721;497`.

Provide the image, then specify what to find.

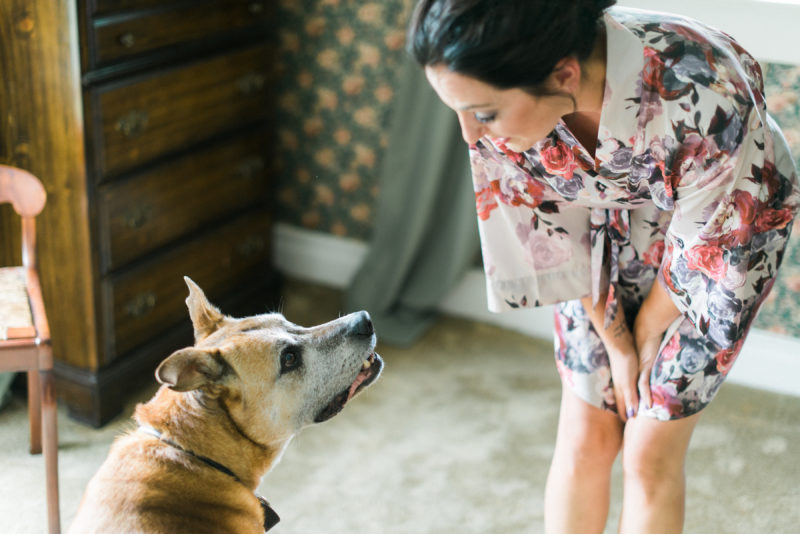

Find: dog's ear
155;348;225;392
184;276;224;341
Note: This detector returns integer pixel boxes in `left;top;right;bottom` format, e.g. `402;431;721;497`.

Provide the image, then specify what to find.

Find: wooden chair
0;165;60;534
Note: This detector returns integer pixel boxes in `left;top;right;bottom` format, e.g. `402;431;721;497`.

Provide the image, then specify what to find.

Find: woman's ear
549;56;582;94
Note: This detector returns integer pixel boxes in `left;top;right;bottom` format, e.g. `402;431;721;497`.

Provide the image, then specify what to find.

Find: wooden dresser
0;0;280;426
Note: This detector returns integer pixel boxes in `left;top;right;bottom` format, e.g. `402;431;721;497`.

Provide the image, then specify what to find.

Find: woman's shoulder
608;6;738;50
606;6;765;119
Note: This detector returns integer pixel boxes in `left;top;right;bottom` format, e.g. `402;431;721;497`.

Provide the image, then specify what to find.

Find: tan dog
68;277;383;534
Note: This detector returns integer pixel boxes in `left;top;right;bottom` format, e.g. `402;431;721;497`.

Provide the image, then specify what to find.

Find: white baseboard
273;223;800;397
437;269;556;340
272;223;368;288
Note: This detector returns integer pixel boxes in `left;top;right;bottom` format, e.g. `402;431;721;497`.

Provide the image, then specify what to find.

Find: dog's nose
352;311;374;337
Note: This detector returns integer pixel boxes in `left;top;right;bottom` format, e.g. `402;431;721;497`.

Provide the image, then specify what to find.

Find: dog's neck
134;386;293;490
136;424;282;532
138;425;241;480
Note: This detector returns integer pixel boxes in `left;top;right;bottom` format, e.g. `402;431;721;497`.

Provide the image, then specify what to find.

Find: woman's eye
474;112;496;124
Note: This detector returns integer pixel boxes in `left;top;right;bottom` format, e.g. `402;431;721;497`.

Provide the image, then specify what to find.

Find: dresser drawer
96;130;270;272
91;44;272;177
91;0;266;16
90;0;270;67
92;0;183;15
100;211;270;363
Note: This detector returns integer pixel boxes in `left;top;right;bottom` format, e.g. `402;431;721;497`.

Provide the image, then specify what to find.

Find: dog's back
69;432;267;534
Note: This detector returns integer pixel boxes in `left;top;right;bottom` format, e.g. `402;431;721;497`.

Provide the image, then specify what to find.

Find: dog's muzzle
314;351;383;423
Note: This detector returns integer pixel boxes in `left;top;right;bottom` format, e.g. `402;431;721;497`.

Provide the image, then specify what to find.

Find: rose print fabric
469;8;800;420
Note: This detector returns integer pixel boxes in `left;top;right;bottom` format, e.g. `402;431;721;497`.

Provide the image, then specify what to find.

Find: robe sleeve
470;141;593;312
656;96;799;350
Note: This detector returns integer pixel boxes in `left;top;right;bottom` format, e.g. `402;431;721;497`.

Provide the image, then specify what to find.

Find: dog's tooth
361;359;371;370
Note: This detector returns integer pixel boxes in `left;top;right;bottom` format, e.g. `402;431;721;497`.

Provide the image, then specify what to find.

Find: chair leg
28;369;42;454
41;368;61;534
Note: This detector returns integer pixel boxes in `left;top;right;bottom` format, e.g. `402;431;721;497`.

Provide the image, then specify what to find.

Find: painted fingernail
626;406;635;418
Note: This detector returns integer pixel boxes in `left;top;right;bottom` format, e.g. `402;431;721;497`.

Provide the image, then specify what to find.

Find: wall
274;0;412;242
753;64;800;335
273;1;800;337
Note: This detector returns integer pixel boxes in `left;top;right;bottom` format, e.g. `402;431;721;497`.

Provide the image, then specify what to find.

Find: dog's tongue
347;367;371;401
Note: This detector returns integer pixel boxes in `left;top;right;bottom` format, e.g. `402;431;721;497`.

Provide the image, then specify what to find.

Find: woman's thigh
639;315;737;420
554;299;619;414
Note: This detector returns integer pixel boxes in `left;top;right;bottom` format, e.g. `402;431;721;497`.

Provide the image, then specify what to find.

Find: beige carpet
1;279;798;533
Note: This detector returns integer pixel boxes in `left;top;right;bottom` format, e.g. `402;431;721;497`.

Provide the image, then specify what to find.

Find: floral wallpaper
274;0;412;241
753;63;800;336
273;2;800;338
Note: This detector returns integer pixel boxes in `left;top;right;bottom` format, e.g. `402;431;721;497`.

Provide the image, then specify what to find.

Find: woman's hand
633;281;682;409
605;320;641;421
632;317;663;409
580;295;639;421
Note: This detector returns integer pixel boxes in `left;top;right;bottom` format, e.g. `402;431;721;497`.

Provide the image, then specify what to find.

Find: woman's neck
563;26;607;157
577;24;607;115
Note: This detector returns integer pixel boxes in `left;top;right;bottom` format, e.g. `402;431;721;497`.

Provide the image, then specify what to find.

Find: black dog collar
138;425;280;532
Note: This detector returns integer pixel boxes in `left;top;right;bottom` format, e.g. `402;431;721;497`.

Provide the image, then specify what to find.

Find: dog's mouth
314;352;384;423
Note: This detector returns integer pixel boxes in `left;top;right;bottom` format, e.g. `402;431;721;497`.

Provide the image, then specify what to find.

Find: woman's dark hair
408;0;615;96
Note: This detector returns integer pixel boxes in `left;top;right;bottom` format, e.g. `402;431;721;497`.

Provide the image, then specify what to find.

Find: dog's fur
68;277;383;534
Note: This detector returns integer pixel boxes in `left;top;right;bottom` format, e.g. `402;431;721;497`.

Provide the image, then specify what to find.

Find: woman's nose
457;113;484;144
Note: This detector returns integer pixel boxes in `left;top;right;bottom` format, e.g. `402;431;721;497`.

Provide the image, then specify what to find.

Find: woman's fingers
609;350;639;422
636;336;659;409
633;309;669;412
614;389;627;422
617;385;637;421
624;385;639;420
638;363;653;409
623;361;640;420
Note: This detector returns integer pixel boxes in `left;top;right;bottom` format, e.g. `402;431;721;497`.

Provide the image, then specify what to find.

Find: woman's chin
506;140;533;152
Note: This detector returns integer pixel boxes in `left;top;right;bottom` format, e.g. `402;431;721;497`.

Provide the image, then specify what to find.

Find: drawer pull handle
115;110;149;138
248;2;264;14
236;156;265;179
238;236;265;257
122;204;154;229
118;32;136;48
125;291;156;318
236;73;266;95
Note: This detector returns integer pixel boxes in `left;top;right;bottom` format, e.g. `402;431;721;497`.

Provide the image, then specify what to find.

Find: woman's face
425;64;573;152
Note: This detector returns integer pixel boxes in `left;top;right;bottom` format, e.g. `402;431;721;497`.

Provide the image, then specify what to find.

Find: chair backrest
0;165;47;269
0;165;46;217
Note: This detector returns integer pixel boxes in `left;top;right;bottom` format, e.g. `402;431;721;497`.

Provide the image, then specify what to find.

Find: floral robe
469;7;800;420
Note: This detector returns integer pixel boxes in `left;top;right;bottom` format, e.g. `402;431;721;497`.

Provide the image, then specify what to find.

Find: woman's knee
621;445;683;489
621;414;700;486
554;390;623;472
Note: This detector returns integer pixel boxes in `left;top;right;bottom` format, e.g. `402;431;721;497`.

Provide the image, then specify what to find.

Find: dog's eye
280;349;302;374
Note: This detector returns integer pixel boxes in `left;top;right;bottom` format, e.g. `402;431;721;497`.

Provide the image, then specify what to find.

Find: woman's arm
636;280;682;336
633;281;682;408
580;293;640;420
581;280;682;418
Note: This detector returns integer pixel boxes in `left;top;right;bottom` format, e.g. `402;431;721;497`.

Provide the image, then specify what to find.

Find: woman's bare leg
545;388;624;534
618;412;701;534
